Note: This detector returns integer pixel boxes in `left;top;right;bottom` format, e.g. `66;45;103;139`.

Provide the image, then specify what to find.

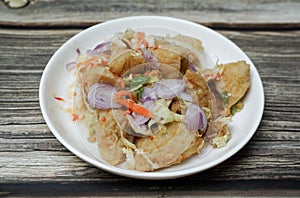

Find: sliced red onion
87;83;121;110
132;99;155;125
184;103;207;132
140;44;160;69
102;50;111;55
126;115;152;137
121;39;132;49
132;112;150;125
89;42;111;56
141;86;157;102
143;99;155;111
155;79;185;99
76;48;81;55
65;61;77;71
189;63;198;72
179;91;193;102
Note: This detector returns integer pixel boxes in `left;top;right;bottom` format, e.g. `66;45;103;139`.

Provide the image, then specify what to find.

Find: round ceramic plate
39;16;264;179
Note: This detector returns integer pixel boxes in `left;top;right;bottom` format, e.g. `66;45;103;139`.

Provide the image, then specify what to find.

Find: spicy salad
61;29;250;171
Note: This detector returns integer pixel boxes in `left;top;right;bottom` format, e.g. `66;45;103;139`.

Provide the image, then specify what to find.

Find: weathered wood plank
0;141;299;182
0;0;299;29
1;180;299;197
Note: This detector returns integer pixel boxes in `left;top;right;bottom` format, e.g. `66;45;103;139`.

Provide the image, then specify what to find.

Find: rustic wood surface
0;0;299;197
0;0;300;29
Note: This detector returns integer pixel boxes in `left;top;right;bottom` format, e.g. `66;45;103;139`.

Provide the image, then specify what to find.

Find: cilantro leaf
135;87;144;101
129;75;150;90
220;92;229;106
231;105;238;115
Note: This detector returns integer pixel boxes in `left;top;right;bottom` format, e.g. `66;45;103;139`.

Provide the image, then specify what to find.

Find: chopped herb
135;87;144;101
129;75;150;90
231;105;238;115
231;102;243;115
220;92;229;106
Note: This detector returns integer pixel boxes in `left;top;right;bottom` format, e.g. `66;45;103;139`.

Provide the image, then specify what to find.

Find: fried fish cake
134;122;197;171
184;69;212;110
94;110;130;165
218;61;250;115
108;45;182;76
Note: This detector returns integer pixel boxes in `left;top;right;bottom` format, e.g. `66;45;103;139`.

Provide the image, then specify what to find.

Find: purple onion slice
184;103;207;132
155;79;185;99
87;83;121;110
89;42;111;56
141;86;157;102
140;45;160;69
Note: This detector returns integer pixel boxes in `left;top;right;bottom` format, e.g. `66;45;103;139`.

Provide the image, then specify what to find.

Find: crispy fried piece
108;49;145;76
184;69;211;109
73;66;119;119
159;64;182;79
219;61;250;115
220;125;231;137
170;98;181;114
207;79;226;120
151;44;193;75
164;35;205;70
134;122;197;171
94;110;127;165
150;48;181;71
155;37;191;71
82;66;119;87
156;40;204;73
151;45;186;73
169;97;188;114
108;46;182;76
172;35;204;52
180;136;204;161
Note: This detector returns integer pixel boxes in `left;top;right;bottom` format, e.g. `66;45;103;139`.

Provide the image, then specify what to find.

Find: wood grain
0;0;299;29
0;28;299;191
1;180;300;197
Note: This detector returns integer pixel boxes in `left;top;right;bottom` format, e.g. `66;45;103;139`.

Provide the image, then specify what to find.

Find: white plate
39;16;264;179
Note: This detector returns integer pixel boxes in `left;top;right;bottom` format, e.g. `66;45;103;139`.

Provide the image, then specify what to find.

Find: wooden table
0;0;299;197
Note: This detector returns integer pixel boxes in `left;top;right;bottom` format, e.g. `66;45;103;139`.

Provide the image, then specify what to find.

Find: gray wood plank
0;0;299;29
0;28;299;185
1;180;299;197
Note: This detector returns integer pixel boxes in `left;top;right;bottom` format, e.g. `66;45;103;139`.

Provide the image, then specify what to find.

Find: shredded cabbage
212;133;231;148
153;99;183;124
126;115;153;136
122;148;135;170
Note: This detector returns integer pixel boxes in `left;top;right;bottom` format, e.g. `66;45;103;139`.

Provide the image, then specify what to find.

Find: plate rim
39;15;265;179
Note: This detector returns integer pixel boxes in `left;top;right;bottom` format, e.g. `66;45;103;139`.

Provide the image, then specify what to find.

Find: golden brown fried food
184;69;212;109
94;110;128;165
82;66;119;87
108;50;145;76
219;61;250;115
71;29;251;172
109;48;183;76
134;122;197;171
180;136;204;161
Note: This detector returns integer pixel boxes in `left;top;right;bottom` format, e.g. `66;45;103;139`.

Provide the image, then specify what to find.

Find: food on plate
218;61;250;115
66;29;250;171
